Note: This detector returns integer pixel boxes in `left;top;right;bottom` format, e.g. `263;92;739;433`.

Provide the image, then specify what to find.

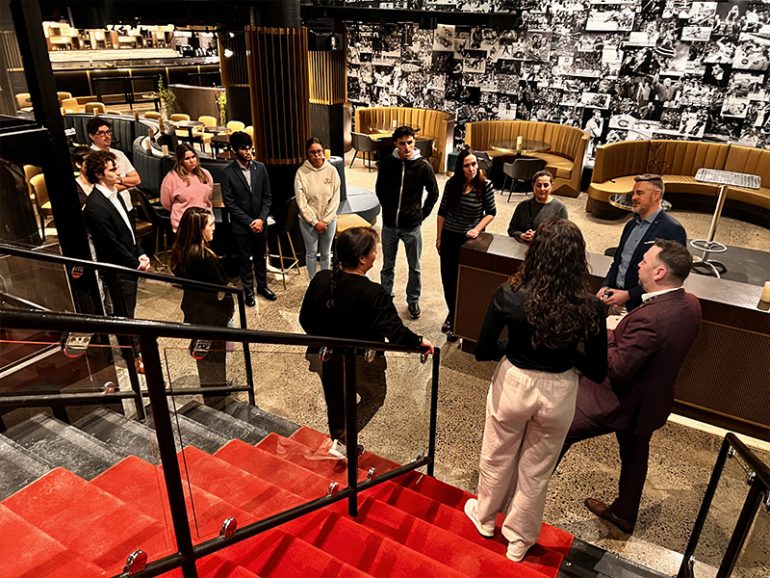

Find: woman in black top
436;149;496;342
170;207;234;406
300;227;433;457
507;170;568;243
465;219;607;562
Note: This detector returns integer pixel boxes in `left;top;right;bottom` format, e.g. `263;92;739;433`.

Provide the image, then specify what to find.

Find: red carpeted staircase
1;423;574;577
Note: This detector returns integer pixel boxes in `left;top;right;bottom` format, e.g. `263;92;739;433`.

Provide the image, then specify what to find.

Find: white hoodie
294;159;341;226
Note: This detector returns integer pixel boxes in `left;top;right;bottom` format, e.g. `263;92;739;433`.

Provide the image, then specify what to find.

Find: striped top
438;179;496;234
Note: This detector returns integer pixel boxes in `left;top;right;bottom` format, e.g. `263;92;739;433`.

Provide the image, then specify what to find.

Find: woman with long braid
300;227;433;457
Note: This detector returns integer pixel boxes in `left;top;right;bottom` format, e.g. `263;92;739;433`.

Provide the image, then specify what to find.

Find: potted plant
216;91;227;126
157;76;176;118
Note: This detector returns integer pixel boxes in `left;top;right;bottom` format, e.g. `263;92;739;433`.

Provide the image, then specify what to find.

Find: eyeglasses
308;149;324;156
94;130;112;136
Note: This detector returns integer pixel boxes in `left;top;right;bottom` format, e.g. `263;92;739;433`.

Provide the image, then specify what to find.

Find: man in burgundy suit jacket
558;239;701;533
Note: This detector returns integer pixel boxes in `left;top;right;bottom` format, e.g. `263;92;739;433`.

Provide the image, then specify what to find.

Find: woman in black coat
170;207;234;406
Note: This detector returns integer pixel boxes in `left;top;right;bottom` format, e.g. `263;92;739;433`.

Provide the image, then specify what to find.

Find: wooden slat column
309;48;346;156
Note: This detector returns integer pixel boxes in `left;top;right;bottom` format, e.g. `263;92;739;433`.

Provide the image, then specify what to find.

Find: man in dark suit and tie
598;174;687;311
221;131;276;306
558;240;701;533
83;150;150;367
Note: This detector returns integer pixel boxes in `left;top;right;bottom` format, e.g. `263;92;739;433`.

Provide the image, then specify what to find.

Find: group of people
75;119;702;565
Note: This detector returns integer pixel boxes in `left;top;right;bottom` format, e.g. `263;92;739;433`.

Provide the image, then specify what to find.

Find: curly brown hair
510;218;601;349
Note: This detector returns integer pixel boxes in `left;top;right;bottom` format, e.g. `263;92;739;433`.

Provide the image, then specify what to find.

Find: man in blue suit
598;174;686;310
222;131;276;306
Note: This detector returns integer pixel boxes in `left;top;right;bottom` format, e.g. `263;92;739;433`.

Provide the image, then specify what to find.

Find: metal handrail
0;309;440;578
678;432;770;578
0;242;256;406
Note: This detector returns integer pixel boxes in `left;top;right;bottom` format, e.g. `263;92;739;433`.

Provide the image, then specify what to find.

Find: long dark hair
173;143;209;186
510;219;601;349
326;226;379;309
170;207;215;276
444;148;487;210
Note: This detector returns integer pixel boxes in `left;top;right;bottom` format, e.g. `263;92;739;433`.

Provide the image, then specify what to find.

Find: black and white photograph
586;5;636;31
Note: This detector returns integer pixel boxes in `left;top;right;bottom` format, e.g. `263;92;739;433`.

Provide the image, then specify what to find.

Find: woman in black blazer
170;207;234;406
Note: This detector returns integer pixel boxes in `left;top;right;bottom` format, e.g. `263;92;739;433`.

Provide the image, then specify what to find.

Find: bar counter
456;233;770;439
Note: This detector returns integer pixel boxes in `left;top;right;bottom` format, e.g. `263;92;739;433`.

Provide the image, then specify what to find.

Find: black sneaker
446;331;459;343
408;302;421;319
441;316;452;334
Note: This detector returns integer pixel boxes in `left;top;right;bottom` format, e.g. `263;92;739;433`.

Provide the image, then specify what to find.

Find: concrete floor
133;155;770;577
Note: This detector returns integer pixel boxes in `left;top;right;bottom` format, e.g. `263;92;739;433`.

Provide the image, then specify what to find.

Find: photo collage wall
338;0;770;159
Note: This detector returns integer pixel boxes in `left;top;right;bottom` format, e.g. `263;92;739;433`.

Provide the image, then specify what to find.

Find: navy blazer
603;210;686;308
221;160;272;236
576;289;701;435
83;187;140;269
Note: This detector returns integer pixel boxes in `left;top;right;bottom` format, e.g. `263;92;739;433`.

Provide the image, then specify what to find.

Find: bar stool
267;198;301;289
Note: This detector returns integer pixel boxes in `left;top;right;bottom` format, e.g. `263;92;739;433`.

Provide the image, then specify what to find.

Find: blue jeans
299;219;336;279
380;224;422;305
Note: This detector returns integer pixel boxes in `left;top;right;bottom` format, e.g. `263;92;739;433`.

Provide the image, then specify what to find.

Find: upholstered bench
463;120;588;198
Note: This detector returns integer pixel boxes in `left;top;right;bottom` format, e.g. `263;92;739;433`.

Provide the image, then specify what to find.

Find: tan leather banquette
354;106;455;172
587;140;770;227
464;120;589;197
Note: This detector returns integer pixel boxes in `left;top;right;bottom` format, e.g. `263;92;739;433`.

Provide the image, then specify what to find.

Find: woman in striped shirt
436;149;497;341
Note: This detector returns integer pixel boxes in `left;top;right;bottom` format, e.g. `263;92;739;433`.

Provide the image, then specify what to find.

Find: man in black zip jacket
375;125;440;320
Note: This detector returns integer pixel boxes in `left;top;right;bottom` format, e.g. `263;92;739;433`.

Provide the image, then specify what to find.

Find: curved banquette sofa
354;106;455;173
464;120;589;197
587;140;770;228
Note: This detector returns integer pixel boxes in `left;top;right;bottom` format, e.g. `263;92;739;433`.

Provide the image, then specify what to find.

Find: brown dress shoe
134;357;145;375
584;498;634;533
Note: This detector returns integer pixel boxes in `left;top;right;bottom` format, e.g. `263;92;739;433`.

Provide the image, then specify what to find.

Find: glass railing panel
690;448;755;578
352;348;434;480
163;344;342;544
730;498;769;578
0;335;177;576
0;252;75;313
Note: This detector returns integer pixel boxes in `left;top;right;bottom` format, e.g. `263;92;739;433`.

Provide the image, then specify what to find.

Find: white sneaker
328;439;347;459
464;498;495;538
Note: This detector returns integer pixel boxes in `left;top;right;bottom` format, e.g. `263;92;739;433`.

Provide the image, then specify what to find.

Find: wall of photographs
340;0;770;158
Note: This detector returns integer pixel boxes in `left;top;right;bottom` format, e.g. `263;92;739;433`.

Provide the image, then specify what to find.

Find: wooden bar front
456;234;770;440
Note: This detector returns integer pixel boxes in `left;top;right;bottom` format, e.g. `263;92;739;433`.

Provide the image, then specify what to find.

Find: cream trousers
476;358;578;560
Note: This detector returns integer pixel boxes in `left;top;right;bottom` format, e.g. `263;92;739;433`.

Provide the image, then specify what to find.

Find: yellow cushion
534;152;573;179
335;213;371;236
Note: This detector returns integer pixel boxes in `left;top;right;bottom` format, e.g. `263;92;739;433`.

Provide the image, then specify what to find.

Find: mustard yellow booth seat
464;120;589;198
354;106;455;173
587;140;770;228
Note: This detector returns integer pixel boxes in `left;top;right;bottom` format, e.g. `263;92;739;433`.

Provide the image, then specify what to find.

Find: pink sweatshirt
160;168;213;231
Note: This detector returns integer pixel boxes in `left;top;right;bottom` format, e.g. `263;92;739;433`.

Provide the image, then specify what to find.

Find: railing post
344;348;359;518
677;437;732;578
236;291;256;406
139;335;198;578
427;347;440;478
717;481;764;578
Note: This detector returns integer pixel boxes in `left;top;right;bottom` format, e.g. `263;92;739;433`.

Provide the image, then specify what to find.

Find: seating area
587;140;770;227
464;120;589;198
354;106;455;172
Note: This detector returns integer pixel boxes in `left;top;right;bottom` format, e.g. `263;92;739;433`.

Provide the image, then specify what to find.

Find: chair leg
286;233;300;276
349;149;358;168
501;176;509;195
276;241;288;290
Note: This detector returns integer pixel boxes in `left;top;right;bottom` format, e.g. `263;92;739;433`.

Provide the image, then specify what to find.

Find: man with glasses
598;174;686;311
221;131;276;306
87;117;141;209
375;125;439;320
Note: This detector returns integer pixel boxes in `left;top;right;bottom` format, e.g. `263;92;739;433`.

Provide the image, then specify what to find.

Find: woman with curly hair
465;218;607;562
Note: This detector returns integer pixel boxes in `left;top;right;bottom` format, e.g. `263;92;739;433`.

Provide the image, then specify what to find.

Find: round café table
168;120;204;145
489;139;550;154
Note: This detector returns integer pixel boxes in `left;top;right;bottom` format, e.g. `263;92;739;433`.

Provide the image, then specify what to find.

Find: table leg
690;184;728;278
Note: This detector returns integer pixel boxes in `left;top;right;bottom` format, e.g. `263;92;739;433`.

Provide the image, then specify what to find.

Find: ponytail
326;261;342;309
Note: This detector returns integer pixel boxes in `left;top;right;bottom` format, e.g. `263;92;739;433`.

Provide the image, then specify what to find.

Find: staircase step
256;432;366;486
75;408;178;462
365;481;567;576
290;426;401;477
0;434;53;500
284;509;468;578
219;529;373;578
4;414;124;479
173;445;304;521
0;504;104;578
212;397;300;438
335;495;548;578
215;439;332;499
2;468;175;575
196;554;262;577
178;400;269;444
144;407;229;454
92;455;252;543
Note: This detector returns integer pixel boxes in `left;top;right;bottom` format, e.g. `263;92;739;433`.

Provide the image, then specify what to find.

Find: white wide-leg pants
476;358;578;561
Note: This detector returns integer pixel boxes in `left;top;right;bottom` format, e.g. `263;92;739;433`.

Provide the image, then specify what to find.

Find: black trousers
103;271;139;357
233;231;267;292
317;352;388;442
189;339;228;407
439;229;469;324
558;404;653;526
